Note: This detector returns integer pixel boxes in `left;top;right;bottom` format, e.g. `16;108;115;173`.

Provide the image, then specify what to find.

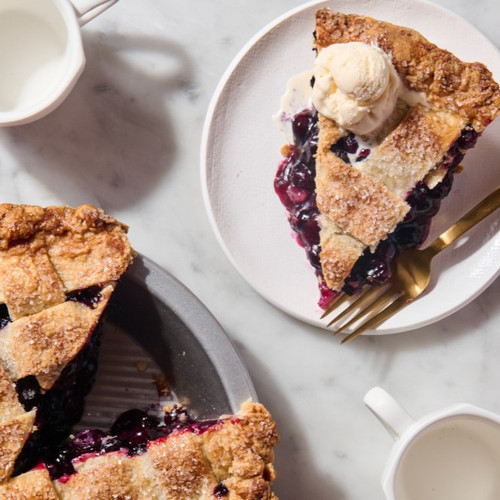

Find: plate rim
200;0;500;335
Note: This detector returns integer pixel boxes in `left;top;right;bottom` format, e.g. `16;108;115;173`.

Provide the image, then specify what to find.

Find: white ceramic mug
364;387;500;500
0;0;118;126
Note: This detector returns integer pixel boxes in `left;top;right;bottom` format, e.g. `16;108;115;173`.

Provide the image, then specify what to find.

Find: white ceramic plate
201;0;500;334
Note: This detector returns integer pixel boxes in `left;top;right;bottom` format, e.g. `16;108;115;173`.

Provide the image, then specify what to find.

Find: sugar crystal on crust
0;467;58;499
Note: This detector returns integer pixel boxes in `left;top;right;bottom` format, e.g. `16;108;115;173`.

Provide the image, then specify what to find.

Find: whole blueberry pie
0;203;279;499
274;8;500;309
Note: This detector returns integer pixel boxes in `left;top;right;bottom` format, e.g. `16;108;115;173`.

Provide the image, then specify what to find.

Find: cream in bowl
0;0;118;126
365;387;500;500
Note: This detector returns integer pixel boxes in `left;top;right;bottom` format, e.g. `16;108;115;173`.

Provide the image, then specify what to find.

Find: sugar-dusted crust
0;285;114;390
311;9;500;292
0;204;133;389
355;106;466;199
202;401;279;500
0;365;26;421
319;220;365;291
314;8;500;132
0;204;128;247
0;204;132;319
0;401;279;500
0;367;36;483
316;114;410;248
0;243;66;321
0;467;58;499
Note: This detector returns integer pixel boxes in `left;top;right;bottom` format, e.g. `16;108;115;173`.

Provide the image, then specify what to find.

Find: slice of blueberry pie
274;8;500;309
0;203;279;499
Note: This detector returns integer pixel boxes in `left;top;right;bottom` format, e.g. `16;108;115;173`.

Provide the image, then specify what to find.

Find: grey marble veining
0;1;498;499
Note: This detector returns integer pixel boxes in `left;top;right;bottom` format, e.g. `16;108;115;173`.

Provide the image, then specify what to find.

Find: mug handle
364;387;415;440
70;0;119;26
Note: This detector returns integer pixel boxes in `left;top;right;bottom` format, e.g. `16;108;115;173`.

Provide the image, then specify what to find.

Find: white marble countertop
0;1;499;498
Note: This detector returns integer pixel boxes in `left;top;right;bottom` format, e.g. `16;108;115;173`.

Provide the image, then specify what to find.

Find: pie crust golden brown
0;400;278;500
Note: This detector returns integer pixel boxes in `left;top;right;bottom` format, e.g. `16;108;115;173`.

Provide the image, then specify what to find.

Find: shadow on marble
339;276;500;375
1;30;193;210
232;341;348;500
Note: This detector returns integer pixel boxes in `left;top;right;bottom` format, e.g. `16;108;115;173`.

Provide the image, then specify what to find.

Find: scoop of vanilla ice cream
312;42;401;135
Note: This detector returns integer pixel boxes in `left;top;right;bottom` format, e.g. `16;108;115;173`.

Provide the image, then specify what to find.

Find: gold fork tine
335;286;398;335
322;186;500;343
327;285;385;329
320;292;351;319
341;294;410;344
319;185;500;343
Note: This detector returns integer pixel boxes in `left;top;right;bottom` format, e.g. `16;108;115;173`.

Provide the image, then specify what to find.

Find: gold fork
323;185;500;344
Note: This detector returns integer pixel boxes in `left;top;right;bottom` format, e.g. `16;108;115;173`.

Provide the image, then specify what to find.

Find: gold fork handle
426;185;500;257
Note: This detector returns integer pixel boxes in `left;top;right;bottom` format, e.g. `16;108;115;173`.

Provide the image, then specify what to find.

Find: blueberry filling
330;132;360;163
274;110;320;270
355;148;371;162
66;285;103;309
13;324;103;477
42;405;220;480
214;483;229;497
274;108;479;305
0;303;11;329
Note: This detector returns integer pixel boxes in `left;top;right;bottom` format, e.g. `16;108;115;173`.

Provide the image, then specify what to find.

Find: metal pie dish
79;254;256;430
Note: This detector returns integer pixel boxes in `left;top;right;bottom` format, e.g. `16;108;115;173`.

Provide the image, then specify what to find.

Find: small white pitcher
0;0;118;126
364;387;500;500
